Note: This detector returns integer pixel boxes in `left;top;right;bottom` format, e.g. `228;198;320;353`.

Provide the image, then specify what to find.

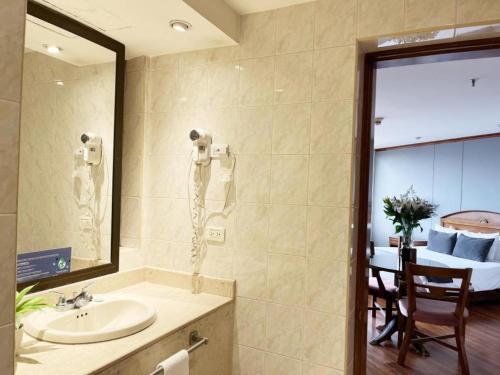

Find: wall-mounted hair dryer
81;132;102;165
190;128;212;166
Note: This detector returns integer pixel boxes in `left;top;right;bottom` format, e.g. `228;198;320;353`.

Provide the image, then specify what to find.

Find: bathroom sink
24;296;157;344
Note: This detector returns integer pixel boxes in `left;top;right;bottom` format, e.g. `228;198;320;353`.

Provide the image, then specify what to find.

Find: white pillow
462;230;500;262
433;224;462;234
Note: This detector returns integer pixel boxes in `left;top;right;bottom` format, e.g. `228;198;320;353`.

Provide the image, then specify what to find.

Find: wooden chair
368;241;398;326
397;263;472;374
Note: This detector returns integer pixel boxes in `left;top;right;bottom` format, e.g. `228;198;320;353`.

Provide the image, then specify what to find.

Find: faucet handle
81;281;94;292
50;291;67;309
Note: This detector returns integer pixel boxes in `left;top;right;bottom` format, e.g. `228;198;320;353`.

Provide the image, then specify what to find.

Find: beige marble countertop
15;268;234;375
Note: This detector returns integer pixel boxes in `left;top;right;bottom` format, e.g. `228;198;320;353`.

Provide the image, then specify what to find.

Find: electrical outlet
211;144;229;157
207;226;225;243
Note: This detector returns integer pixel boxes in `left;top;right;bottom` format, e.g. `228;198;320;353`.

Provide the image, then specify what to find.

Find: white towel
156;349;189;375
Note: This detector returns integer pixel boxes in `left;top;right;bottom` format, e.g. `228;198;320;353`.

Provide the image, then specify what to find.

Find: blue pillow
427;229;457;255
452;234;495;262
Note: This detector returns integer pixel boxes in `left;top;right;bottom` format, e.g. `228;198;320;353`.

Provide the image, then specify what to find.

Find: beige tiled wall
120;56;148;253
18;52;115;263
120;1;500;374
0;0;25;373
137;2;354;373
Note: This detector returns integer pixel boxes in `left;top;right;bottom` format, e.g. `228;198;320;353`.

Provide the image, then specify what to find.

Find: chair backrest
405;263;472;318
369;241;375;257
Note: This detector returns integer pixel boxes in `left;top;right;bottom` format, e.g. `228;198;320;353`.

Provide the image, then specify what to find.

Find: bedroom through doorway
353;37;500;375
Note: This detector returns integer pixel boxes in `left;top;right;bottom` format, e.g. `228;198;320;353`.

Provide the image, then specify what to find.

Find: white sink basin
24;296;157;344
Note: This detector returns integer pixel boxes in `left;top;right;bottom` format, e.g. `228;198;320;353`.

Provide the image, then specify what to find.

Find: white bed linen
375;246;500;292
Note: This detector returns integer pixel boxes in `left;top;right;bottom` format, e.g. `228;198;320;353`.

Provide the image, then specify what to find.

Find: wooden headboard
441;211;500;234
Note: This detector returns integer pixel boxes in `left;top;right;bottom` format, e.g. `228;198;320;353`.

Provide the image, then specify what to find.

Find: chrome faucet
53;282;94;311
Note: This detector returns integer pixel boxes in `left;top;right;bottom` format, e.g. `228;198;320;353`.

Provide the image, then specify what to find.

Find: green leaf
15;284;37;308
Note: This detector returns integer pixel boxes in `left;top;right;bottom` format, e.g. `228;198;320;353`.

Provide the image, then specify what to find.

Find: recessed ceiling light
169;20;191;32
56;80;64;86
43;44;61;54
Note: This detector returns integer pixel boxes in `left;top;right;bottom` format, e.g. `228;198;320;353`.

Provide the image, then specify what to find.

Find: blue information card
17;247;72;283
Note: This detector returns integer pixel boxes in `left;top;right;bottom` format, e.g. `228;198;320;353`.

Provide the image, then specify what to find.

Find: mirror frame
18;1;125;292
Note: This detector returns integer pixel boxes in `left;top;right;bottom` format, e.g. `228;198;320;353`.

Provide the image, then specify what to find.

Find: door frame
352;36;500;375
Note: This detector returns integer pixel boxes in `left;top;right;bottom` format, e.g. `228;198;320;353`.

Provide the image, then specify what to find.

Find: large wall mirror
17;1;125;292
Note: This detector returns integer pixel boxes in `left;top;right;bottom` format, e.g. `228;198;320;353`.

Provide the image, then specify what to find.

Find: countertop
15;268;234;375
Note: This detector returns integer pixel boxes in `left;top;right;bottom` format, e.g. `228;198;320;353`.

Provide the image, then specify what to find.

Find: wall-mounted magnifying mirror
17;1;124;292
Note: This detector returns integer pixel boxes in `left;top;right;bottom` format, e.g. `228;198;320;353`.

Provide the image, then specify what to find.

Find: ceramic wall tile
207;61;239;107
120;197;141;240
308;154;352;207
457;0;500;24
122;155;143;197
235;203;269;249
264;352;302;375
303;310;346;369
405;0;456;30
234;297;267;349
311;100;354;154
237;106;273;154
124;70;145;114
267;253;306;305
275;2;314;54
314;0;356;48
266;303;303;358
126;56;148;73
177;66;208;108
270;155;309;205
142;198;174;241
306;258;348;315
0;324;14;375
275;52;313;104
236;154;271;203
0;34;23;101
232;345;265;375
144;239;173;269
303;363;343;375
150;53;179;71
233;247;268;299
208;46;241;63
272;103;311;155
0;100;20;213
0;215;16;327
179;49;209;69
146;111;181;156
149;67;177;112
239;57;275;106
307;206;350;261
240;11;276;59
123;113;145;156
357;0;405;38
313;46;355;102
206;107;238;148
201;246;233;279
269;204;307;255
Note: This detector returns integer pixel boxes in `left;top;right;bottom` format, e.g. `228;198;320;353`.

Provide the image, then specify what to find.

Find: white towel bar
148;331;208;375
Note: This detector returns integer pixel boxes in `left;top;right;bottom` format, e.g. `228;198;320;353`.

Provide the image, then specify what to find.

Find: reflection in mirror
17;13;117;284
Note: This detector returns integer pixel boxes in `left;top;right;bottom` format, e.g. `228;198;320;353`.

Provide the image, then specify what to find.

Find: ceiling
225;0;313;14
374;55;500;149
25;15;116;66
32;0;237;62
27;0;317;64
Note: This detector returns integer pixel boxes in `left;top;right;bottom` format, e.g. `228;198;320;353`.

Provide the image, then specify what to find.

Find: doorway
353;36;500;375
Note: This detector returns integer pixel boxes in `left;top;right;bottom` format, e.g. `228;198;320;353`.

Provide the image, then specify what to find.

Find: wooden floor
366;301;500;375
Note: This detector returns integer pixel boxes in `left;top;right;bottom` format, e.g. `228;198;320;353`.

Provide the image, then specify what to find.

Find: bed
376;211;500;302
